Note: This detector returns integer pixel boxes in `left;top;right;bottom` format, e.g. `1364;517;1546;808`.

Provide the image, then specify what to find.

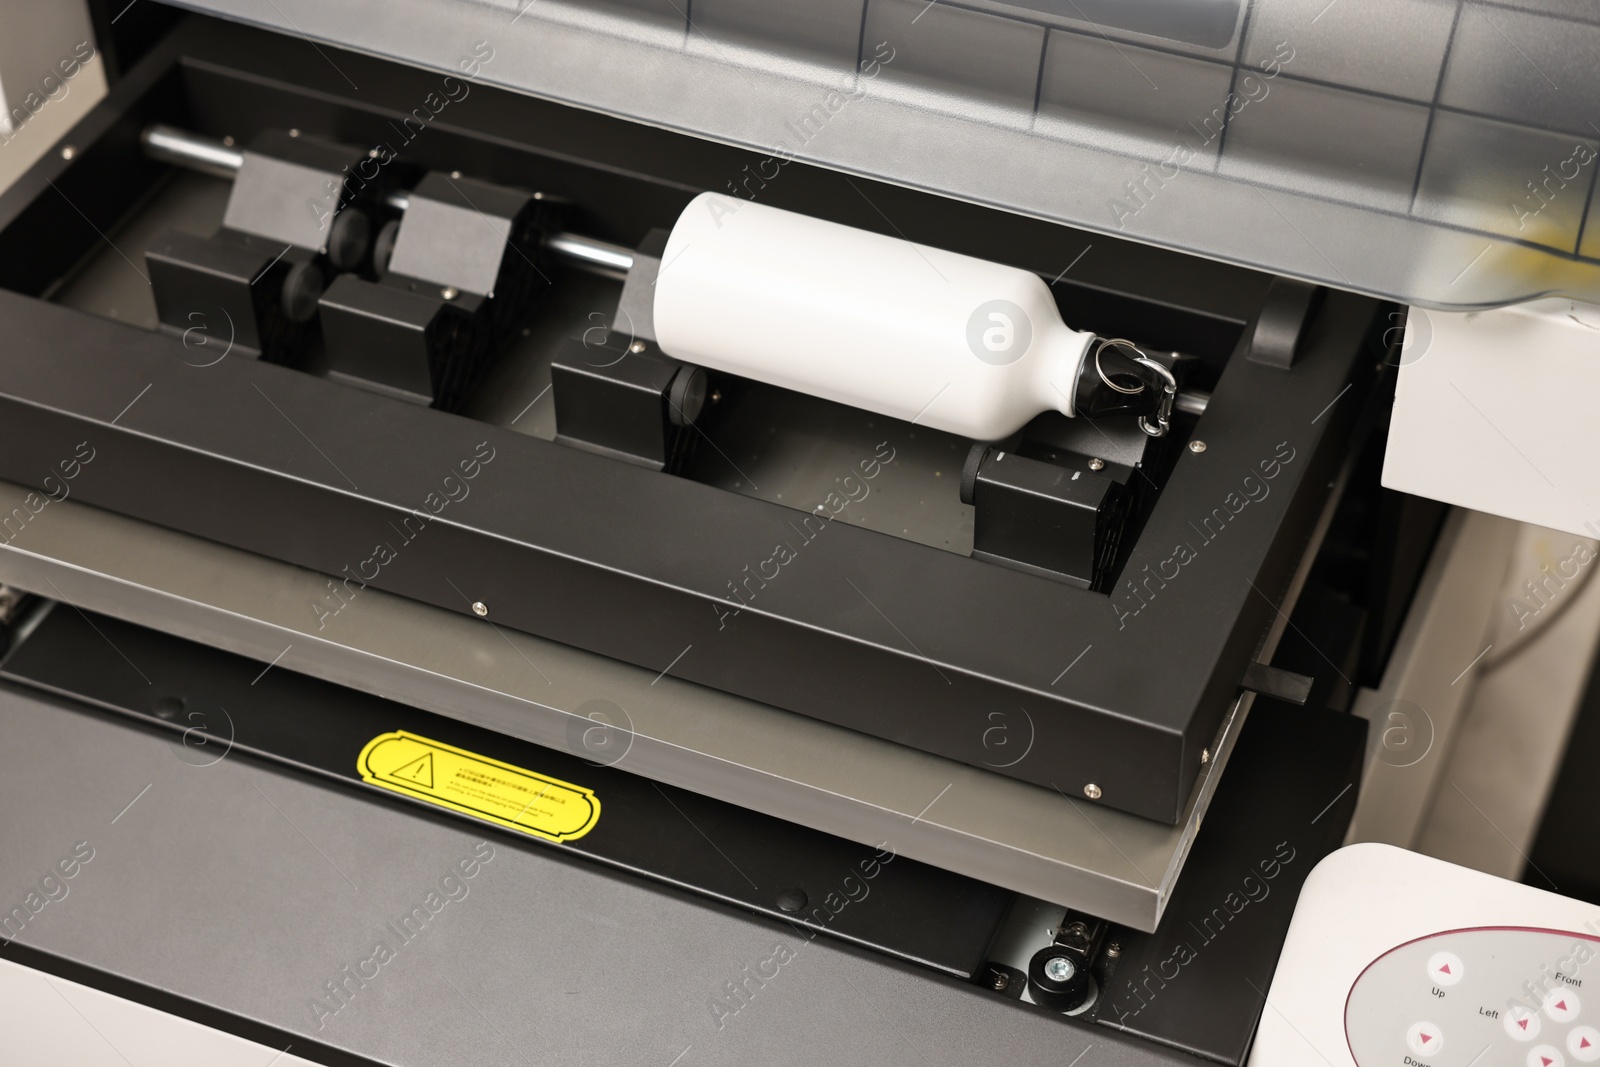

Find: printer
0;1;1597;1064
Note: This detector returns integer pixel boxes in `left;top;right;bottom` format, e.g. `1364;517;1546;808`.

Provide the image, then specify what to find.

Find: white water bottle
652;193;1100;441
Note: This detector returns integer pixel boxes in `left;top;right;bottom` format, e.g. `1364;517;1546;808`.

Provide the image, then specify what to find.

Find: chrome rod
1175;389;1209;417
142;124;244;179
139;124;636;277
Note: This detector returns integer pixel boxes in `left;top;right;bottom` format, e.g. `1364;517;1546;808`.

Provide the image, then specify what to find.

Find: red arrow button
1440;964;1451;974
1421;1034;1433;1044
1520;1019;1531;1031
1584;1037;1593;1049
1541;1058;1553;1066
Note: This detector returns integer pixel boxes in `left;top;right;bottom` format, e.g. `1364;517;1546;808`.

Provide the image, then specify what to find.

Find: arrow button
1507;1006;1543;1042
1545;987;1582;1023
1428;950;1465;987
1407;1022;1444;1057
1568;1025;1600;1062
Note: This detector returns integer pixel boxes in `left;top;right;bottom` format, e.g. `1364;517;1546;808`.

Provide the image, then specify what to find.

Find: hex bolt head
1043;956;1076;983
471;601;489;617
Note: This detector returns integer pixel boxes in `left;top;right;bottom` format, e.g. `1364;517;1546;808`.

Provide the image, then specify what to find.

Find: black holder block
319;275;485;406
146;227;316;363
551;335;704;472
320;171;560;411
968;448;1124;589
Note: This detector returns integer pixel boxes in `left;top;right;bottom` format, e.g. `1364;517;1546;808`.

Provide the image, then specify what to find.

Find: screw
710;389;722;403
1043;956;1076;983
775;888;807;913
1200;747;1211;765
629;340;646;354
441;286;459;301
1189;439;1207;453
471;601;489;617
1083;783;1102;800
450;169;462;180
222;135;235;147
991;971;1010;991
60;146;76;161
288;128;301;138
1106;942;1122;959
1087;457;1105;471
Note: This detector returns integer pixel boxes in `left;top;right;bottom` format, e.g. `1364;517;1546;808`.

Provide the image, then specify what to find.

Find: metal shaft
140;124;636;277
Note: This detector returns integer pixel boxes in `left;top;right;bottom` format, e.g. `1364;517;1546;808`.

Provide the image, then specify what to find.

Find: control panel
1348;927;1597;1065
1251;844;1600;1066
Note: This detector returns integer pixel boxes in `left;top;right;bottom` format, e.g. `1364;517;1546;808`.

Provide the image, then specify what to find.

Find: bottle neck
1034;326;1096;419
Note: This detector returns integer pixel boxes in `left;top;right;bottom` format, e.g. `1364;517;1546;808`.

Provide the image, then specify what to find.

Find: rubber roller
653;193;1176;441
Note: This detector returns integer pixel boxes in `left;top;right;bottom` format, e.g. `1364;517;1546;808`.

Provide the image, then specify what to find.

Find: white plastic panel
1383;299;1600;539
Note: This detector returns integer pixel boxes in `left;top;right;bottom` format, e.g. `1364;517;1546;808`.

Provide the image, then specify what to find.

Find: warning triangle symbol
393;752;434;788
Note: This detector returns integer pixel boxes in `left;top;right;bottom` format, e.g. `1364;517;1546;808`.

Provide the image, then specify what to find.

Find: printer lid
172;0;1600;309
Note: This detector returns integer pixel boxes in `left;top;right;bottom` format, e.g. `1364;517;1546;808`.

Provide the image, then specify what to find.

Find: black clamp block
1249;277;1325;369
320;171;562;410
146;130;388;365
962;446;1125;589
147;230;319;362
551;335;706;472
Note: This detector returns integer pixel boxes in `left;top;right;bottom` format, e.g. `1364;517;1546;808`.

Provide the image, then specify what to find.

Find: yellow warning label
357;731;600;842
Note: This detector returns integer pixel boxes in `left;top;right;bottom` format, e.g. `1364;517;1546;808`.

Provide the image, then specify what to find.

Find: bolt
471;601;489;617
775;888;807;913
288;128;301;138
1083;783;1102;800
60;146;76;161
1087;457;1105;471
1106;942;1122;959
450;169;462;180
710;389;722;403
1189;439;1207;453
629;340;646;354
222;135;235;147
441;286;459;301
991;971;1010;991
1043;956;1076;983
1200;747;1211;765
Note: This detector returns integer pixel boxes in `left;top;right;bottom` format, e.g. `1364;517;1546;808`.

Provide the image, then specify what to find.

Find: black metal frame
0;13;1384;823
